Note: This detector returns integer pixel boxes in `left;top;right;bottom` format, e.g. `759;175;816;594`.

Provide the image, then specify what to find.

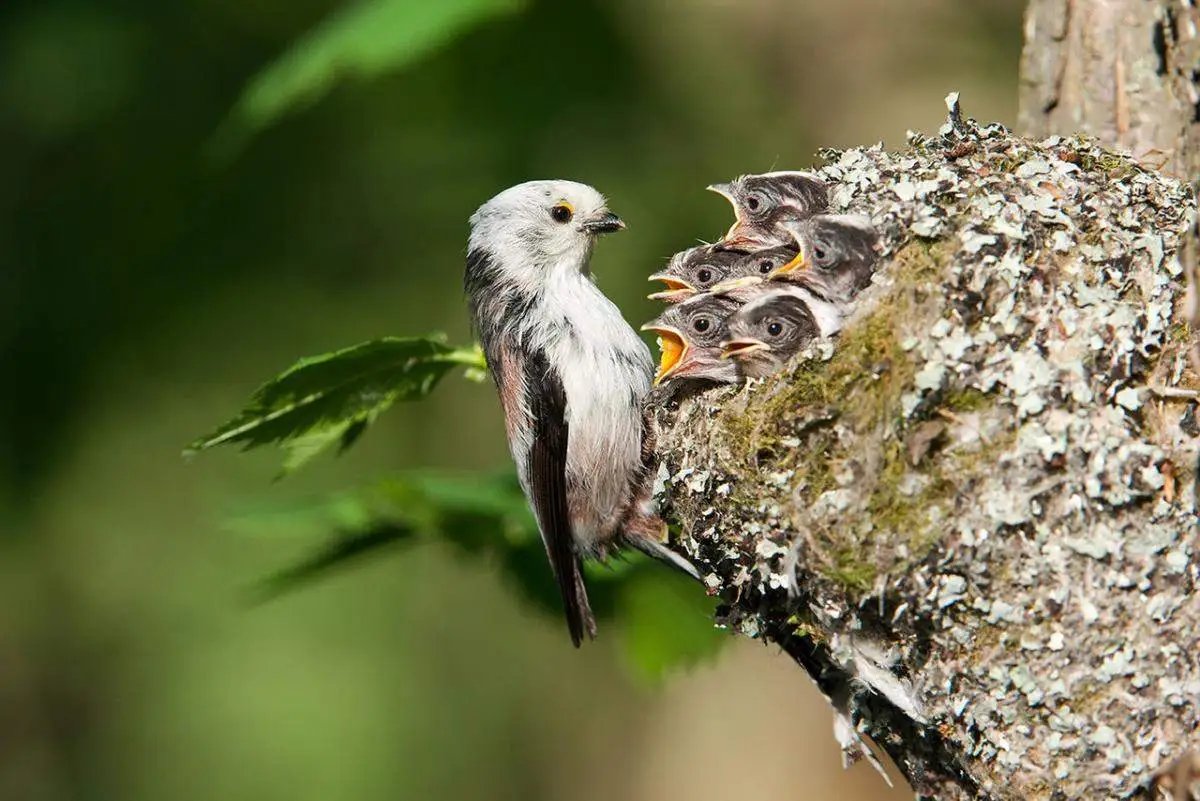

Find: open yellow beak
768;250;808;279
646;273;696;302
721;338;770;360
642;325;689;385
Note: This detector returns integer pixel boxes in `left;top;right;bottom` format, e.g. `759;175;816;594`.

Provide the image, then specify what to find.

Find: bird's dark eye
696;268;713;285
745;192;764;212
693;317;712;333
550;203;574;224
812;244;830;263
758;259;775;273
766;321;784;337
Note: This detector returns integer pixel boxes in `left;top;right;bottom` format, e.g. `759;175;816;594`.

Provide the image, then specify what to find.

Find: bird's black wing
524;348;595;647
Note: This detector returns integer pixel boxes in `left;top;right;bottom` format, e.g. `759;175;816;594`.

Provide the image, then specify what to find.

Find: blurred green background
0;1;1024;799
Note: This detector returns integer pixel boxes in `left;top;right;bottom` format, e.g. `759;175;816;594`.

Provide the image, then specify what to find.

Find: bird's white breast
537;268;652;547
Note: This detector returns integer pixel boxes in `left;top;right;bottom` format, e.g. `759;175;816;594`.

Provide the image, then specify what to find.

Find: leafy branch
186;336;486;476
188;334;726;680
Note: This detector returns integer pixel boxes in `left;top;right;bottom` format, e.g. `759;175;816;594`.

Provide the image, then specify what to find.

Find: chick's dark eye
696;268;713;284
766;321;784;337
758;259;775;273
550;204;574;224
745;193;763;212
693;317;711;333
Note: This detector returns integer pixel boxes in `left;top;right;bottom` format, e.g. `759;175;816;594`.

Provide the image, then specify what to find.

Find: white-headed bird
641;293;743;386
707;171;829;249
463;180;698;647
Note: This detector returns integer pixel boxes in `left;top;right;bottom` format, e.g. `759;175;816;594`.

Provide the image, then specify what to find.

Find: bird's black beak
580;211;625;234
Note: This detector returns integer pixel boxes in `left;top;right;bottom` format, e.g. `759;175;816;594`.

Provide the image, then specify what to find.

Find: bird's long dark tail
567;560;598;647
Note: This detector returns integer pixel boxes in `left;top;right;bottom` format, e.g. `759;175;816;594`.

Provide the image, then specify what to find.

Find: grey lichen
654;96;1198;800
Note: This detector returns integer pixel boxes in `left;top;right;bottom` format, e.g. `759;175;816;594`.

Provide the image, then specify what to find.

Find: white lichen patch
653;97;1199;800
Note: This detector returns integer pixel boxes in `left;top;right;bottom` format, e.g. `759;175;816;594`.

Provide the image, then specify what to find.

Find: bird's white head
468;180;623;289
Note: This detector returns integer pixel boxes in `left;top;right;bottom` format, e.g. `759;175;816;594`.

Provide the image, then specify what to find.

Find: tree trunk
654;94;1197;799
1020;0;1200;382
1018;0;1200;181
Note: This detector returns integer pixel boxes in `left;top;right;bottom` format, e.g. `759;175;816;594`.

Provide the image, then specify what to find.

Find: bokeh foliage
0;0;1024;799
215;0;528;152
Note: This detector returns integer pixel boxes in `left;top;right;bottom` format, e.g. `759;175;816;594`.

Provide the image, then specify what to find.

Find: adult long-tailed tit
464;180;698;647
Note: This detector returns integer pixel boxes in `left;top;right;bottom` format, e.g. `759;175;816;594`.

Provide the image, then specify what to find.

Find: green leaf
223;490;381;539
385;470;530;526
223;468;728;671
277;418;362;476
214;0;527;152
225;469;534;597
616;570;726;685
186;336;483;473
249;521;417;603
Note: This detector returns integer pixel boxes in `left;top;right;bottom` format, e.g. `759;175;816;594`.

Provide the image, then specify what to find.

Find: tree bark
654;96;1197;799
1020;0;1200;429
1018;0;1200;181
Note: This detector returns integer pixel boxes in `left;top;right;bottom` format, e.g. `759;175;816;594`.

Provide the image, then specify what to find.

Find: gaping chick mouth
706;182;752;244
641;325;688;385
721;338;770;359
646;273;696;301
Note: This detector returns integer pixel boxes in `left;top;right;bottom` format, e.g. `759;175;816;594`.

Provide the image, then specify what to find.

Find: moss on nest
826;546;878;593
655;108;1199;800
942;387;992;412
719;242;942;458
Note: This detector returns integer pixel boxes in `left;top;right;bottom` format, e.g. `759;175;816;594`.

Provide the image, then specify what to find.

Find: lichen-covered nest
654;97;1198;800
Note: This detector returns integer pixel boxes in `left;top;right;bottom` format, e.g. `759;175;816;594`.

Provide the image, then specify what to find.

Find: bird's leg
620;509;699;581
616;411;701;581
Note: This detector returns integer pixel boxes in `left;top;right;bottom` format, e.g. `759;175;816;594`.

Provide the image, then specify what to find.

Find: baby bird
647;245;749;303
709;279;844;339
707;171;829;249
648;243;799;303
641;293;743;385
464;180;697;647
767;214;881;305
721;291;822;379
708;213;878;332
